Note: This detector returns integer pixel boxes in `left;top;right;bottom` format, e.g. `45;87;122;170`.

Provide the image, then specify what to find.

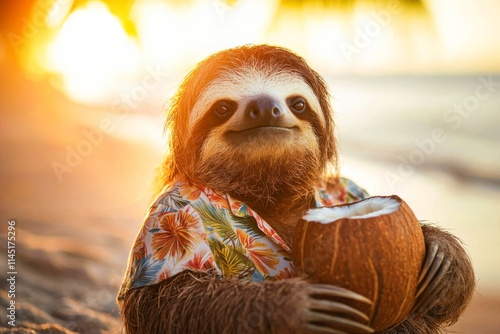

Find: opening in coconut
304;196;401;224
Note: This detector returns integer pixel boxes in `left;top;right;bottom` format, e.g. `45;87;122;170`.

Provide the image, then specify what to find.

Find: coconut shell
292;195;425;332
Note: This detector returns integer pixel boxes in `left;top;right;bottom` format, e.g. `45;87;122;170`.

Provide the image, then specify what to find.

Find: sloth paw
412;241;451;318
304;284;374;334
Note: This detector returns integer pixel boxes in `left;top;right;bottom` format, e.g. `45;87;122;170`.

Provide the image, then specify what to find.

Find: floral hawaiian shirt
118;177;367;301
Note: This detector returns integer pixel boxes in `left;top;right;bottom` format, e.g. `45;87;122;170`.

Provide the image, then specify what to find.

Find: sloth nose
245;96;283;124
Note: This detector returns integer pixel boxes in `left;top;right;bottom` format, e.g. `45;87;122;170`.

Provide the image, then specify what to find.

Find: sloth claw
307;323;349;334
417;243;439;284
413;242;451;318
306;284;374;333
309;299;370;321
309;284;372;305
305;310;374;333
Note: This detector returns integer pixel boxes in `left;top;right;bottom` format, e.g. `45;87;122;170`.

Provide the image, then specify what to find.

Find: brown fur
122;271;309;334
121;45;475;333
195;138;321;213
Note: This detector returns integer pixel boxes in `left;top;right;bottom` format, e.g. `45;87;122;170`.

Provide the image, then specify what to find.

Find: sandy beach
1;60;500;333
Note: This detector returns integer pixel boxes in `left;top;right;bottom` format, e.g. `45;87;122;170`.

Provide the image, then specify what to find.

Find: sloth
117;45;475;334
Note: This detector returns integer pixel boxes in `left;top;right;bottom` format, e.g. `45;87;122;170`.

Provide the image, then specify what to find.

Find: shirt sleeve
117;185;218;302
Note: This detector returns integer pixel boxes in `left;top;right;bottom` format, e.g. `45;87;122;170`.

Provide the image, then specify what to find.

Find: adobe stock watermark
6;0;70;53
384;74;500;191
339;0;403;63
52;66;169;182
6;220;17;327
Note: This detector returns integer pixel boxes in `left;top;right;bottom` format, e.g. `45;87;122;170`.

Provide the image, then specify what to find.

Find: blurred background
1;0;499;332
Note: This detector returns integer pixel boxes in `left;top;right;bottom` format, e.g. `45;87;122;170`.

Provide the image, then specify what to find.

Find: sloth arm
121;270;374;334
121;271;308;334
381;223;475;334
414;224;475;323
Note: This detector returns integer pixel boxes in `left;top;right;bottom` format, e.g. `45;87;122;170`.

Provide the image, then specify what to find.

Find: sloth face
182;64;329;201
163;45;336;203
188;66;325;165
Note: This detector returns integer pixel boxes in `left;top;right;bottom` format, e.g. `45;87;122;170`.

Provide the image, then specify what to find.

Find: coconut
292;195;425;332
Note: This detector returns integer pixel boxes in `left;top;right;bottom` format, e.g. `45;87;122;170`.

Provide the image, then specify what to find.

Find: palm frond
157;187;190;211
130;254;164;288
208;239;255;279
193;202;238;244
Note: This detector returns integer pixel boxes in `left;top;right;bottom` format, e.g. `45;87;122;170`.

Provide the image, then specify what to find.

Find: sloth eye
289;98;307;114
212;100;236;118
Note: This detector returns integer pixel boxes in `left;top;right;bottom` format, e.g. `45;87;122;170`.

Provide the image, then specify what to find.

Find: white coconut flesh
304;197;401;224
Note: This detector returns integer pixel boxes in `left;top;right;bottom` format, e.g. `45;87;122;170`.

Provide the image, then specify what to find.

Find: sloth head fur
157;45;338;208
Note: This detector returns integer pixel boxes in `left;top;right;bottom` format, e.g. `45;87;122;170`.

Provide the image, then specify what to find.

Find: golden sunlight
41;0;279;104
29;0;500;106
45;1;140;103
131;0;278;68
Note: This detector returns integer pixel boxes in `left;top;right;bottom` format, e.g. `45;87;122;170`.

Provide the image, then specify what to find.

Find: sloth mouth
225;126;299;143
229;126;298;134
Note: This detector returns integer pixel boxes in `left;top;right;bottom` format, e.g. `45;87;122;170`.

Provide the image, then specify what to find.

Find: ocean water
329;75;500;184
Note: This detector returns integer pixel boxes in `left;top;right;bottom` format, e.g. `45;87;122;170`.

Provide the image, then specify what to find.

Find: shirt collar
226;193;291;252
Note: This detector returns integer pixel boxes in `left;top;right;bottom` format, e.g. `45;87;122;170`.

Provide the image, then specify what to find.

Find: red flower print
206;190;229;210
186;251;215;271
151;210;199;261
178;182;202;201
236;229;279;275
